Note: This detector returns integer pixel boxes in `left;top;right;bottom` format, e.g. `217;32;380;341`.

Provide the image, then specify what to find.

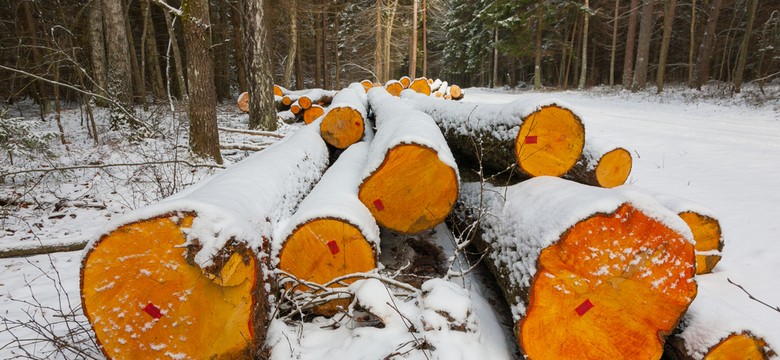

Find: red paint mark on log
327;241;340;255
373;199;385;211
144;303;163;319
525;135;538;144
575;299;594;316
355;121;361;127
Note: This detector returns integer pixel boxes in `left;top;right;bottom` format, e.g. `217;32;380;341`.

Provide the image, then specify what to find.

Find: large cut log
620;187;724;275
401;91;585;180
385;79;404;97
320;84;368;149
274;140;380;313
360;87;459;234
664;282;775;360
303;104;325;125
564;136;633;188
81;121;329;359
455;177;697;359
409;77;431;95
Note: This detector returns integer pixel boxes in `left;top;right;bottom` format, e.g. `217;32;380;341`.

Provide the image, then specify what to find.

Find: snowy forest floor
1;83;779;359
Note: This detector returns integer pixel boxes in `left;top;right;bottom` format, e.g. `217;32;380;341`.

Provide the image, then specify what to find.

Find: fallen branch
0;242;88;259
219;143;267;152
218;126;285;138
728;278;780;313
1;160;224;178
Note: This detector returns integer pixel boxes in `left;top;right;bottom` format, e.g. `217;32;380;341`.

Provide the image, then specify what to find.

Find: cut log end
290;103;302;115
399;76;412;88
81;215;260;359
320;107;365;149
273;85;284;97
359;144;458;234
386;82;404;97
516;105;586;177
595;148;633;188
303;105;325;125
520;204;697;360
237;92;249;113
678;211;723;275
279;218;376;291
449;85;463;100
282;95;293;106
704;333;771;360
299;96;313;110
410;78;432;96
360;80;374;93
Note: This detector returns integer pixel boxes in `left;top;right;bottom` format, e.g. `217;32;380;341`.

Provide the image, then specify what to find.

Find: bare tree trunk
283;0;298;88
140;0;150;110
335;8;341;88
384;0;399;81
103;0;134;127
422;0;427;78
162;9;188;100
182;0;223;163
213;1;232;101
610;0;619;87
493;27;498;88
564;15;578;89
88;0;109;106
688;0;697;86
295;27;303;89
632;0;654;91
374;0;383;82
693;0;723;89
230;1;248;92
124;4;144;104
733;0;758;93
534;0;543;89
656;0;676;93
315;7;323;88
241;0;277;131
409;0;418;79
578;0;589;90
21;1;49;114
322;0;330;89
143;0;166;100
622;0;639;88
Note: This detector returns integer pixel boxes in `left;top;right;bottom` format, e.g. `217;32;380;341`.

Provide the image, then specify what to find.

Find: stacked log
385;80;404;97
360;87;459;234
398;76;412;88
409;77;431;96
274;84;288;97
564;136;633;188
401;91;585;180
455;177;698;359
298;88;336;110
303;104;325;125
320;84;368;149
446;84;464;100
81;121;330;359
274;141;380;313
360;79;374;93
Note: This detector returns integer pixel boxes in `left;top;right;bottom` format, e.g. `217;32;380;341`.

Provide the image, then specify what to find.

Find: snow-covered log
385;79;404;97
302;104;325;125
409;77;431;95
360;79;374;93
320;86;368;149
447;84;464;100
455;177;697;359
274;84;288;97
399;76;412;88
401;91;586;179
564;136;633;188
80;121;330;359
238;91;249;113
274;141;380;314
429;79;443;92
620;187;724;275
664;288;775;360
360;87;459;234
290;100;303;116
298;88;336;110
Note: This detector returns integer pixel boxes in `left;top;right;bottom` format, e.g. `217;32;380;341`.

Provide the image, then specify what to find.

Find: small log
448;84;464;100
399;76;412;88
360;79;374;93
666;332;773;360
320;84;368;149
81;122;330;359
274;141;379;313
290;100;303;116
360;87;459;234
302;104;325;125
409;77;431;96
273;84;289;97
564;136;632;188
298;88;337;110
238;91;249;112
385;79;404;97
401;91;585;180
455;177;697;360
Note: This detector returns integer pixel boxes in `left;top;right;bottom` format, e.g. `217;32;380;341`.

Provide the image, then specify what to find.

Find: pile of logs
81;79;771;360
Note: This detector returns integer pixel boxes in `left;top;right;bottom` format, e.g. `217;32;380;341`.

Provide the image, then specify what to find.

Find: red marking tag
575;299;594;316
355;121;361;127
327;241;340;255
525;135;538;144
373;199;385;211
144;303;163;319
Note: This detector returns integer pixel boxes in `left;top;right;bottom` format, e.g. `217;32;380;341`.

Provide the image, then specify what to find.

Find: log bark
275;140;379;313
320;84;368;149
401;91;585;180
455;178;697;360
81;123;329;359
564;137;632;188
360;88;459;234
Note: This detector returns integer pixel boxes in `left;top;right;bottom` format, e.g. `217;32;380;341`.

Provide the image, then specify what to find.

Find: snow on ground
1;84;779;358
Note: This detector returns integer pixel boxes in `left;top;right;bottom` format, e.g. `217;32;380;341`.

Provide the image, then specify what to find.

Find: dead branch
728;278;780;314
218;126;285;138
1;160;224;178
0;242;88;259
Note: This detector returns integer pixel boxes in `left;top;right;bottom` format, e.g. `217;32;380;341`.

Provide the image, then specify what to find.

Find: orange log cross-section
565;137;633;188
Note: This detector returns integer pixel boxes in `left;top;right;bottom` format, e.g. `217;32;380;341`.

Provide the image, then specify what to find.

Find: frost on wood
401;90;585;179
80;121;329;359
456;177;697;359
360;87;459;234
273;141;380;312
